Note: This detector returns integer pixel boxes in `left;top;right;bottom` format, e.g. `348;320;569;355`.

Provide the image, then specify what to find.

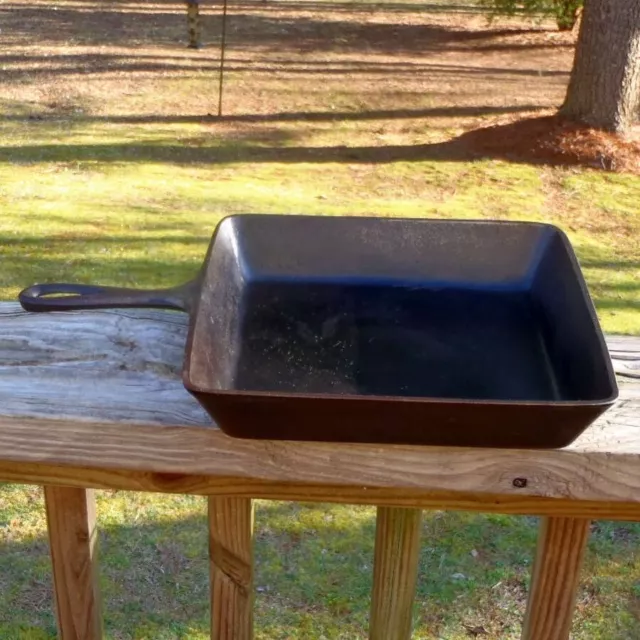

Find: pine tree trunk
560;0;640;133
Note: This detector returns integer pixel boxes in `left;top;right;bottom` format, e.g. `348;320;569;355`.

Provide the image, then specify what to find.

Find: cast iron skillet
19;214;618;449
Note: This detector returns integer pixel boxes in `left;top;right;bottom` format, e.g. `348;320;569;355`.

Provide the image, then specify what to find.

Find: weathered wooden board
0;303;637;448
0;305;210;426
0;304;638;517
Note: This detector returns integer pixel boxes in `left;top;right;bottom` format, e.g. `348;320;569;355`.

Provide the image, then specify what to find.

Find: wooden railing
36;492;606;640
0;304;638;639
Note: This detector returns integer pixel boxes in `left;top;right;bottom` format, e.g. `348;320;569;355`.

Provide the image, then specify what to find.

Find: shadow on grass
5;0;487;13
0;139;483;164
1;1;567;63
0;55;571;81
3;103;543;125
0;116;618;170
582;260;640;270
9;115;638;180
1;500;640;638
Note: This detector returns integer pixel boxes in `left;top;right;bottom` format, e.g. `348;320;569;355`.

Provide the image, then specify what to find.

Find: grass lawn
1;0;640;637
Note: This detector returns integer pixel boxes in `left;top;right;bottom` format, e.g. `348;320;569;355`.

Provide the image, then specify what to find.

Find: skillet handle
19;281;197;313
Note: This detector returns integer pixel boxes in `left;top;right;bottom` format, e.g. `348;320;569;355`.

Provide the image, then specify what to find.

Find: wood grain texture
0;305;209;427
522;517;591;640
0;305;639;518
370;508;422;640
1;416;640;518
0;304;637;453
209;497;254;640
3;459;640;519
44;486;102;640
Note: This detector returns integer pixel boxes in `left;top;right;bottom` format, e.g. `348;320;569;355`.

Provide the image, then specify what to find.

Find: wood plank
0;305;639;518
1;416;640;515
44;486;102;640
3;458;640;519
522;517;591;640
209;497;254;640
0;305;209;427
370;507;422;640
0;304;637;455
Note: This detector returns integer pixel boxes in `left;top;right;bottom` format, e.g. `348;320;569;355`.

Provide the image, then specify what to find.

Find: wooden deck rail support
370;507;423;640
44;486;102;640
209;497;255;640
522;517;591;640
0;306;638;639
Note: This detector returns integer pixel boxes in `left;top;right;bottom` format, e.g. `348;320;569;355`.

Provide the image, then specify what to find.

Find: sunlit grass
1;118;639;332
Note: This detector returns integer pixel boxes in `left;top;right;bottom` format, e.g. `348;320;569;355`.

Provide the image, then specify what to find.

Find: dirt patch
458;115;640;175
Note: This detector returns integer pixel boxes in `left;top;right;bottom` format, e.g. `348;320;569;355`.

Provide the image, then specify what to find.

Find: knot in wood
512;477;528;489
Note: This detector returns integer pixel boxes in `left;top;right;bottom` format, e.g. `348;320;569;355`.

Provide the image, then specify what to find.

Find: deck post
522;516;591;640
209;497;254;639
44;486;102;640
369;507;422;640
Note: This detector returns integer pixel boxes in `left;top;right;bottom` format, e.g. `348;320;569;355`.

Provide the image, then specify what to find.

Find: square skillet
18;215;618;448
183;215;617;448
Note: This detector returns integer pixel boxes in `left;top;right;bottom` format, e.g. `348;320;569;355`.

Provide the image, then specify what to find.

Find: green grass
1;117;639;332
1;0;640;636
2;492;640;638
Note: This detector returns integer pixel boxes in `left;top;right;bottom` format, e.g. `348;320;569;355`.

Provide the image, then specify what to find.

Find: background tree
479;0;583;31
561;0;640;133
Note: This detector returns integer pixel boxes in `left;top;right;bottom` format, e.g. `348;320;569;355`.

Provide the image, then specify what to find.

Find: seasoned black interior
234;281;559;400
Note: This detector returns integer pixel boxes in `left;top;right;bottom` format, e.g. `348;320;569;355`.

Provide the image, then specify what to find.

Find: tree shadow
2;0;565;58
3;102;543;125
2;0;486;11
1;116;624;170
0;52;571;81
581;260;640;270
2;0;572;133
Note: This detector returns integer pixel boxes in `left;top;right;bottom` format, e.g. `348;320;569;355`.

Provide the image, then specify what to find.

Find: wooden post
186;0;201;48
44;486;102;640
369;507;422;640
522;516;591;640
208;497;254;640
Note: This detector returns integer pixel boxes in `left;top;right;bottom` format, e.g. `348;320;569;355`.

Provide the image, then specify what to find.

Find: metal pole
218;0;229;117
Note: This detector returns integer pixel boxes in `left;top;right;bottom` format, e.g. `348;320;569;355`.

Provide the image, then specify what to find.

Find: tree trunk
560;0;640;133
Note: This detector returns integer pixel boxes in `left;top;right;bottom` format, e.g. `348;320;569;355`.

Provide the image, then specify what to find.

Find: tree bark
560;0;640;133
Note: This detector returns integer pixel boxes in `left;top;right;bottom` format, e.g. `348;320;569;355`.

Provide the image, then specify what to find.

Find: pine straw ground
462;114;640;175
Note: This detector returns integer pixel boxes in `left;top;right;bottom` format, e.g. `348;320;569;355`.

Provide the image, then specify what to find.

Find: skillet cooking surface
236;281;558;401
